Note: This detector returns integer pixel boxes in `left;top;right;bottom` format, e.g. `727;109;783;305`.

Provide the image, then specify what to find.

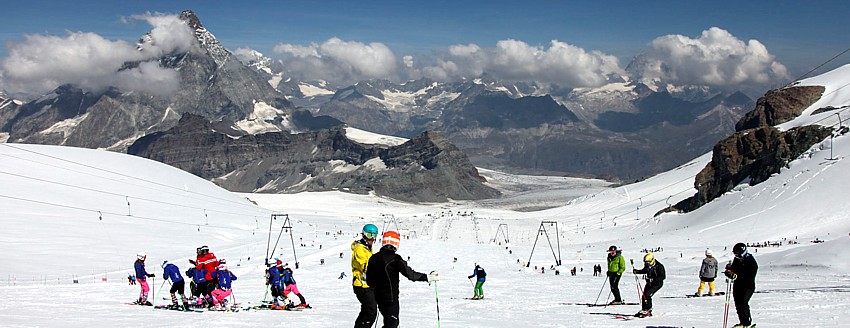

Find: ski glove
724;270;736;280
148;274;155;277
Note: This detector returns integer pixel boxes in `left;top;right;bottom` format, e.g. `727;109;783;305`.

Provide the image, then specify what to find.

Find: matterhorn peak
179;10;203;30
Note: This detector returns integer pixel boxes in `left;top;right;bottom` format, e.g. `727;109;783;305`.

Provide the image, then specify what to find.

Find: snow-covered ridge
344;126;408;146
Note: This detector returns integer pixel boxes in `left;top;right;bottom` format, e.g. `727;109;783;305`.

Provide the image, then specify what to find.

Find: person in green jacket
606;245;626;304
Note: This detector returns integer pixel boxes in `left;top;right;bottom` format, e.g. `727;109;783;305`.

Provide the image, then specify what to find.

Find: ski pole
723;277;732;328
154;277;166;307
592;274;609;306
435;280;442;328
630;259;644;304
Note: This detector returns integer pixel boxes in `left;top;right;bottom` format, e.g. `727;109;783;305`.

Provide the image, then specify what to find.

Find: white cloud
631;27;789;89
273;37;398;85
415;39;624;88
0;13;194;98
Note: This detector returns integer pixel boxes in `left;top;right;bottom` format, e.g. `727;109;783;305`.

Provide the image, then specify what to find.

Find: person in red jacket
190;245;218;305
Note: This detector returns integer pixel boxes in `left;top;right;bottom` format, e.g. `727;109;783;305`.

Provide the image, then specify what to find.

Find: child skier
161;260;190;310
133;251;155;306
632;253;665;318
467;264;486;299
267;259;284;306
282;267;309;307
696;249;718;296
185;266;208;307
366;231;436;328
210;263;237;310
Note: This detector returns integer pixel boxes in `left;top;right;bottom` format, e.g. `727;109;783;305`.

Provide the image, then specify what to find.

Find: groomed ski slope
2;64;850;327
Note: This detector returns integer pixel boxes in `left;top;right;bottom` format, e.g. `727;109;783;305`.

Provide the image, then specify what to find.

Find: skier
161;260;190;310
467;264;486;299
185;265;208;306
133;251;155;305
190;245;219;299
210;263;237;310
695;248;718;296
267;259;284;306
606;245;626;305
282;267;309;307
352;223;379;328
725;242;758;328
632;253;665;318
366;230;436;328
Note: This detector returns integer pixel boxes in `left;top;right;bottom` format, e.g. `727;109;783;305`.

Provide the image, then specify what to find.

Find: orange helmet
382;231;401;249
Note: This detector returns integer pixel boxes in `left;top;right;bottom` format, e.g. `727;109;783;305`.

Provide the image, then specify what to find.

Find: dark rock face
128;114;500;202
735;86;825;131
673;124;832;213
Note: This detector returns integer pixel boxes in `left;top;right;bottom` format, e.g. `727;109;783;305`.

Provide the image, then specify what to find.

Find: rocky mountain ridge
128;114;500;202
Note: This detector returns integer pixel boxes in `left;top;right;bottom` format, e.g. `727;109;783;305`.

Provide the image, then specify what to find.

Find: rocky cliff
128;114;500;203
672;86;833;213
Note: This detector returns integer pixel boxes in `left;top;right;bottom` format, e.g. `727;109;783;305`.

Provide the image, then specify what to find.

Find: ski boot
634;309;652;318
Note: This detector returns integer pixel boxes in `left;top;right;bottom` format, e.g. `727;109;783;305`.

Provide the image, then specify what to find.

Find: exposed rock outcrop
735;86;825;131
128;114;500;202
672;85;833;213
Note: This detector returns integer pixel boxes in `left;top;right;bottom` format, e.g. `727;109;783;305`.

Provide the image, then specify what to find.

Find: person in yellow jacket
352;224;378;328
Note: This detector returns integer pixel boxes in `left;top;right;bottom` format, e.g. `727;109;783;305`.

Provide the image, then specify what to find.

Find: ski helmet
137;251;147;261
362;224;379;240
643;253;655;265
161;260;169;269
705;249;713;257
217;264;228;271
199;245;210;254
608;245;618;252
275;258;283;266
382;230;401;249
732;243;747;256
219;258;226;264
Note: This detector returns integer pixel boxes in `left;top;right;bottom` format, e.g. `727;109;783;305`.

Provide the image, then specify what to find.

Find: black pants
377;300;400;328
169;280;185;295
733;286;754;325
608;273;622;301
641;283;663;310
353;287;377;328
270;284;281;298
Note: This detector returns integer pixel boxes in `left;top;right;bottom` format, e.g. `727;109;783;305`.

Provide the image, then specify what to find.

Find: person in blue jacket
210;264;237;310
282;267;308;307
468;264;487;300
267;259;284;306
185;266;208;306
134;251;155;306
162;260;190;310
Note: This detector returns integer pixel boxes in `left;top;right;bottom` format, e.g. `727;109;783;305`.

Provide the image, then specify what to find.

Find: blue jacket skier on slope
468;264;487;299
161;260;190;310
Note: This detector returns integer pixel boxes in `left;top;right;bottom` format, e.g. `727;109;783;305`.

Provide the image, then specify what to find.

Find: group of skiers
605;242;758;328
132;245;239;311
266;258;309;309
131;225;758;328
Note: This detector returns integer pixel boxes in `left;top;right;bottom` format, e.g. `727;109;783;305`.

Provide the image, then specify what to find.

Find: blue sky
2;1;849;96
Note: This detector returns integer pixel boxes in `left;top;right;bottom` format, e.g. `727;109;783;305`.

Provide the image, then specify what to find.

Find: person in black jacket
725;242;758;328
632;253;665;317
366;231;435;328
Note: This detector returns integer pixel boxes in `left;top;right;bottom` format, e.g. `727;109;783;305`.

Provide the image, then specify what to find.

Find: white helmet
137;251;147;260
161;260;169;269
705;249;713;257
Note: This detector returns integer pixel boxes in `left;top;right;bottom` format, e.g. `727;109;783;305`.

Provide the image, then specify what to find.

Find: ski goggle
363;232;377;240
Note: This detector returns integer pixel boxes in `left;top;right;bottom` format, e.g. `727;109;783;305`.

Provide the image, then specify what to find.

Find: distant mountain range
240;49;754;180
